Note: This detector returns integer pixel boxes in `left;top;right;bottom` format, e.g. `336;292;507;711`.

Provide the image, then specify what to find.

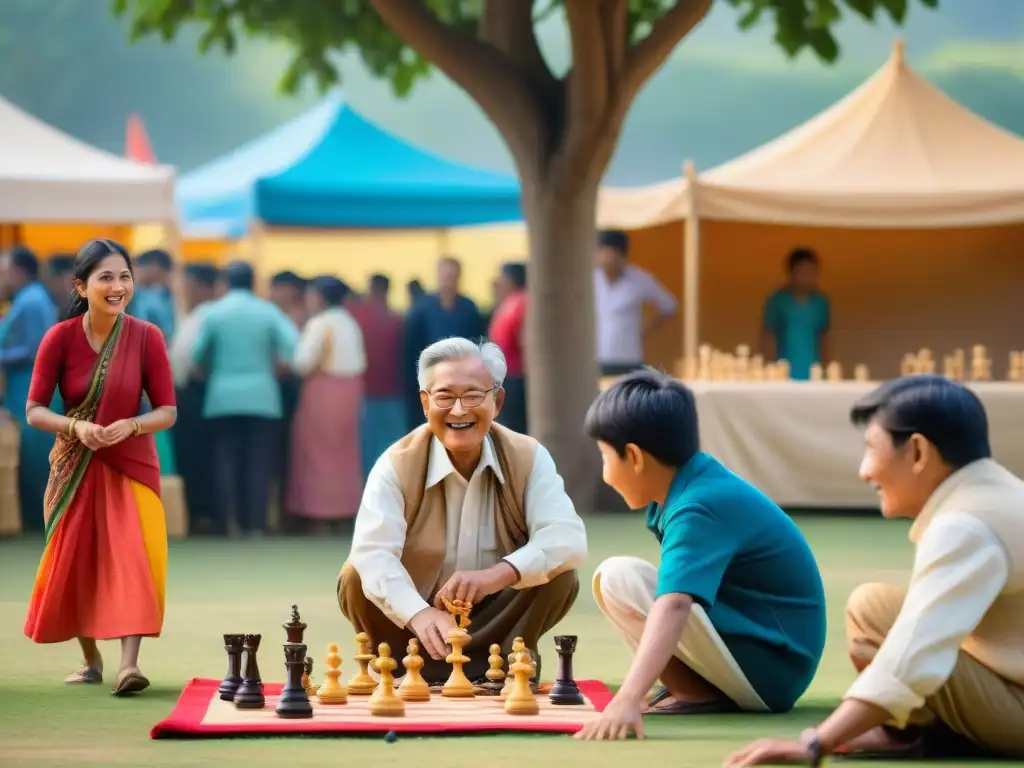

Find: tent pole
682;160;700;361
250;219;269;297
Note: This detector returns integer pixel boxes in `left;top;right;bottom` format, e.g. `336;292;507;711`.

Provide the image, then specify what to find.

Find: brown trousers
338;563;579;683
846;582;1024;758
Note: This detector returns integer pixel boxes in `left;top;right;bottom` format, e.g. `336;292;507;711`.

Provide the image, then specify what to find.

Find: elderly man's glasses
426;387;499;409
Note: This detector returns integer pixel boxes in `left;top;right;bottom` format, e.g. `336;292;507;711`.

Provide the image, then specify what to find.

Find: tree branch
478;1;556;93
369;0;547;173
618;0;712;109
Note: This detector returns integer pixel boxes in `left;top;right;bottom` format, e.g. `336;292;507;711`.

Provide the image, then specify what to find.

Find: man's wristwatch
799;729;825;767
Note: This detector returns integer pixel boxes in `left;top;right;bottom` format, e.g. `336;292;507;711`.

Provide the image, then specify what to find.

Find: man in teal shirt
192;262;299;536
577;369;826;740
762;248;831;380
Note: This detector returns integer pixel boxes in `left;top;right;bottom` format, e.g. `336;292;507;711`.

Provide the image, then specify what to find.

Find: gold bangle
132;418;142;436
67;418;78;438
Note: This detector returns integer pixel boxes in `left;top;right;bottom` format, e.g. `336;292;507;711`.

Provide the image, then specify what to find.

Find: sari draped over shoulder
25;314;173;644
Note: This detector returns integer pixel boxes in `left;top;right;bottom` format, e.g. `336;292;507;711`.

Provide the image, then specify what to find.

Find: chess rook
549;635;585;706
219;634;245;701
276;643;314;718
233;634;265;709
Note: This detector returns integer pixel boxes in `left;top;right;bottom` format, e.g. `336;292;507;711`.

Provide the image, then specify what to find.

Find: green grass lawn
0;512;959;768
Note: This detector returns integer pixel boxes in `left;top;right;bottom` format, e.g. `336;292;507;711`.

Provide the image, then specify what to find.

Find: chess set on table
674;345;872;382
900;346;1024;382
151;602;611;739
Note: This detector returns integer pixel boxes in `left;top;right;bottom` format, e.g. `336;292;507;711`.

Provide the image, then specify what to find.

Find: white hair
417;337;507;391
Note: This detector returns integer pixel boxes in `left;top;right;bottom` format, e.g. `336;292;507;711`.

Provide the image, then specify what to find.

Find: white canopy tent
598;40;1024;362
0;94;175;224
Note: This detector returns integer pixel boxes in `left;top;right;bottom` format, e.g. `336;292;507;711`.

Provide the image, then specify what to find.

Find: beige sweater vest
386;423;538;599
912;459;1024;687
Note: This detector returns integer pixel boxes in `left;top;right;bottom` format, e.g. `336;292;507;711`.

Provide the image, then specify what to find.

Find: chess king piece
233;634;265;709
397;639;430;702
369;643;406;717
316;643;348;705
348;632;377;695
504;651;539;716
501;637;526;699
549;635;585;705
482;644;505;695
276;643;314;718
219;634;245;701
302;656;317;697
441;627;475;698
283;605;307;645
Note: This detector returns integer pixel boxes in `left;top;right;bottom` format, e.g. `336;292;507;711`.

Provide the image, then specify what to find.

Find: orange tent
597;40;1024;378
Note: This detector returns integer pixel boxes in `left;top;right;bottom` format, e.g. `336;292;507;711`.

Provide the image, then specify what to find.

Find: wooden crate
0;419;21;536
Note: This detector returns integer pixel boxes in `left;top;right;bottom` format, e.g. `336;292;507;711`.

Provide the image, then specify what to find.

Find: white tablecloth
687;382;1024;509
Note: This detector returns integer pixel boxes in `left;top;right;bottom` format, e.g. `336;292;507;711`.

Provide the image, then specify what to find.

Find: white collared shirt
844;461;1015;726
594;264;677;365
348;434;588;628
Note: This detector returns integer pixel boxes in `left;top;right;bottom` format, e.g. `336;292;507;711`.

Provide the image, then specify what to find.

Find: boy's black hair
850;375;990;469
584;367;699;468
786;247;818;272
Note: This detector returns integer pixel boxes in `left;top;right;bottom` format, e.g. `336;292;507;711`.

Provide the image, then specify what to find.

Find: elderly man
726;375;1024;767
339;337;587;683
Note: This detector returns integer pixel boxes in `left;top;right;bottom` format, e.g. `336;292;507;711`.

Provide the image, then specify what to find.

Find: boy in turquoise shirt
762;248;831;380
576;369;827;741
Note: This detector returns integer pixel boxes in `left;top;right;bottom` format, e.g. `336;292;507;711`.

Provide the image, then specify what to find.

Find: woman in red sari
23;238;176;695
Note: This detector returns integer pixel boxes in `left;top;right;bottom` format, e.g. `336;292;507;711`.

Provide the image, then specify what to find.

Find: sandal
643;687;740;715
64;666;103;684
111;669;150;696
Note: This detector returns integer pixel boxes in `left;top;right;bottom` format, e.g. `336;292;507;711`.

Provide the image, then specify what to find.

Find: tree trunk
522;182;601;512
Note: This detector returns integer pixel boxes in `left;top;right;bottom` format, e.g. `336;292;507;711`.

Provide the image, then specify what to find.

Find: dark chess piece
283;605;306;645
276;643;314;718
549;635;585;705
219;634;245;701
234;634;266;709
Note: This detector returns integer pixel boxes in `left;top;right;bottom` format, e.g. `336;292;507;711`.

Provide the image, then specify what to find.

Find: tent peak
891;37;905;63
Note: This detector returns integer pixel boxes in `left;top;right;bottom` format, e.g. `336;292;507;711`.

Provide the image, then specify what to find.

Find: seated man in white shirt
726;375;1024;767
338;337;588;683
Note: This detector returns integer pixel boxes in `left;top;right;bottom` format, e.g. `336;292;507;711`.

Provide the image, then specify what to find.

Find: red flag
125;112;157;164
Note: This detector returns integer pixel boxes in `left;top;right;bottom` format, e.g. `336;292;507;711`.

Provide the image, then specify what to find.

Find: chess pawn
347;632;377;695
316;643;348;705
853;364;869;382
369;643;405;717
397;639;430;702
750;354;765;381
900;353;917;377
809;363;823;381
482;643;506;695
825;361;842;382
504;651;539;716
501;637;526;699
777;360;791;380
441;628;475;698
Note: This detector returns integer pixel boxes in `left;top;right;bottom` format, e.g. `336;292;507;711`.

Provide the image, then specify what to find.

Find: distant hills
1;0;1022;186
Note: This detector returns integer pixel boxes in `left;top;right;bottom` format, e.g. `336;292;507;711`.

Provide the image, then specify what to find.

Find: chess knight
338;338;588;684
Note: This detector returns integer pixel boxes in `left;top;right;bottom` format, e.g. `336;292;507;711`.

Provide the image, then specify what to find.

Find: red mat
151;678;613;738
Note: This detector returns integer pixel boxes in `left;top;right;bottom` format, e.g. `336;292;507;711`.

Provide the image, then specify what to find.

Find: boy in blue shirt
576;369;827;741
761;248;831;380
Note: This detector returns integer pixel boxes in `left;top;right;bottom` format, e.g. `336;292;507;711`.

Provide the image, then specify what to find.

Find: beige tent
598;40;1024;376
0;95;176;224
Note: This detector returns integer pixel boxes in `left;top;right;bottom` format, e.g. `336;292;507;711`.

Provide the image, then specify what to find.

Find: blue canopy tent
176;96;341;239
253;105;522;229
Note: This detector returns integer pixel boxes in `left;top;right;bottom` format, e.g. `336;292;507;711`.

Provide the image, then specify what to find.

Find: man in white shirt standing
594;229;677;377
338;337;588;683
726;375;1024;766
